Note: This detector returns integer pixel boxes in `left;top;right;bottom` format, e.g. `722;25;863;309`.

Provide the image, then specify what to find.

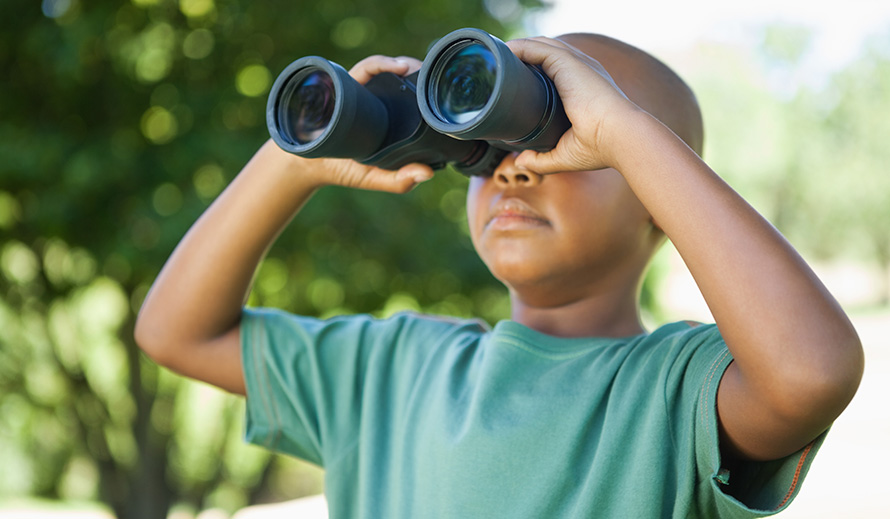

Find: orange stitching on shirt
700;349;731;441
776;440;816;510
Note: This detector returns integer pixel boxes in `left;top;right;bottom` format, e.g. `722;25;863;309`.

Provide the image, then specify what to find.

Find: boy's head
465;33;703;313
557;33;704;155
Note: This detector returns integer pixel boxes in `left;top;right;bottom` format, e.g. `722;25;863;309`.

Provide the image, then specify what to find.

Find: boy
135;33;864;517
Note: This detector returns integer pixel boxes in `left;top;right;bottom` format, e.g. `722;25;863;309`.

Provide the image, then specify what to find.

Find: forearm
612;111;862;411
135;140;320;357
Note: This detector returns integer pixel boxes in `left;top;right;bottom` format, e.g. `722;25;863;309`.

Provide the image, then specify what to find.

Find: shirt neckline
488;320;648;359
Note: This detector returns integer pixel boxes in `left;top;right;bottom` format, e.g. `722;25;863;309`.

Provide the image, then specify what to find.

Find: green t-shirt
241;308;824;518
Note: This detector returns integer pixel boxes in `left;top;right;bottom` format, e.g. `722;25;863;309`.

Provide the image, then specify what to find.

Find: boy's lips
485;197;551;230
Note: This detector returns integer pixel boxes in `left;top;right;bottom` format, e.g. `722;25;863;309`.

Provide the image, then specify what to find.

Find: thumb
514;149;564;175
515;130;601;174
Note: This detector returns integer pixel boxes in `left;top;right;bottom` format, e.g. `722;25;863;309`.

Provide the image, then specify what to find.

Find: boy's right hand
297;55;435;194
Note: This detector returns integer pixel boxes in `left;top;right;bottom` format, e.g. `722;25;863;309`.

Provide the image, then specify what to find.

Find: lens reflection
286;70;335;144
436;43;496;124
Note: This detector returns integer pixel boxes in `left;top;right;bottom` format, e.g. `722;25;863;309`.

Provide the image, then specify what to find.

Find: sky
528;0;890;86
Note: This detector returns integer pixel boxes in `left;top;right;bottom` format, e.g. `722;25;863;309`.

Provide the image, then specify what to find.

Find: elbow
819;329;865;415
776;332;865;426
134;307;174;367
834;336;865;416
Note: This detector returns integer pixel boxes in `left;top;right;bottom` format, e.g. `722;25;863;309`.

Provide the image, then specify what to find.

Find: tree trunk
122;319;175;519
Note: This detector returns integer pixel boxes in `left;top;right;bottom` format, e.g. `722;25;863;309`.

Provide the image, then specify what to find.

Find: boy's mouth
485;197;551;231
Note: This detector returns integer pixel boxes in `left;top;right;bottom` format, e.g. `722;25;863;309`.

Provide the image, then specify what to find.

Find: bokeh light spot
136;48;172;83
152;182;184;216
439;188;467;222
331;17;376;50
1;241;40;285
379;292;421;317
308;277;345;310
257;258;288;295
235;64;272;97
140;106;178;144
42;0;71;18
193;163;226;201
180;0;215;19
133;23;175;83
183;29;215;59
0;191;22;229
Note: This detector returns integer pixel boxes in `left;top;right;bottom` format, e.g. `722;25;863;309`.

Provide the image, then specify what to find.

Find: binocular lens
435;43;497;124
268;56;389;160
285;70;336;144
417;28;570;151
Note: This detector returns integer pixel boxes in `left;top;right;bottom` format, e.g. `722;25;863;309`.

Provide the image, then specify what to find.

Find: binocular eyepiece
266;28;570;176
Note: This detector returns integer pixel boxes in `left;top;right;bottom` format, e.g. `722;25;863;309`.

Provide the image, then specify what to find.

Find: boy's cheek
465;179;487;236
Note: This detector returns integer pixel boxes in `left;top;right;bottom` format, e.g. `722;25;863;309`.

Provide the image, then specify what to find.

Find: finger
524;36;576;51
507;37;607;82
359;163;435;194
349;55;412;84
394;56;423;75
505;37;572;69
521;36;593;62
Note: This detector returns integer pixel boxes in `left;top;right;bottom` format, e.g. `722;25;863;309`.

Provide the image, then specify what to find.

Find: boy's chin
493;268;578;309
488;260;547;289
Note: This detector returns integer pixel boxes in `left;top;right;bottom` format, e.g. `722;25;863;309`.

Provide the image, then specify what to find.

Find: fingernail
413;171;433;183
514;156;529;169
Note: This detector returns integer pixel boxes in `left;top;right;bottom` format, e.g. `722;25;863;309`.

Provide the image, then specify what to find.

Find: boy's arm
134;56;432;395
508;38;864;461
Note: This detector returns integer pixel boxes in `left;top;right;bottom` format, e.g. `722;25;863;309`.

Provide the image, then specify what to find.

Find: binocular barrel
266;28;571;176
267;56;502;173
416;28;570;151
266;57;389;160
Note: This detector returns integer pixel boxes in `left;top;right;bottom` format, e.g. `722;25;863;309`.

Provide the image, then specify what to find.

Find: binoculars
266;28;570;176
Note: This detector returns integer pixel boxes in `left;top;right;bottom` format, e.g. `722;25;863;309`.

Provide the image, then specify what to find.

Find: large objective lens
267;56;389;160
417;28;570;150
285;70;336;144
434;43;497;124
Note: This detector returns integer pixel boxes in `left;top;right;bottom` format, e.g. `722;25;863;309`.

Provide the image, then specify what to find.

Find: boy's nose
492;152;543;188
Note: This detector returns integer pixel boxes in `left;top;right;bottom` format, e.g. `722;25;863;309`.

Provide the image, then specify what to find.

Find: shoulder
384;312;491;339
241;307;488;353
631;321;731;395
639;320;725;356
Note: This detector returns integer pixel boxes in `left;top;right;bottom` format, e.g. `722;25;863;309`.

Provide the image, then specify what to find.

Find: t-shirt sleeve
239;307;475;468
667;323;827;518
239;307;376;466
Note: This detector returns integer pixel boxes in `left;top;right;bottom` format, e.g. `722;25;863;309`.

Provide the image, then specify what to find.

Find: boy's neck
509;287;645;339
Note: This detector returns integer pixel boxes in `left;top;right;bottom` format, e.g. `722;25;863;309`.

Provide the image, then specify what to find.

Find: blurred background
0;0;887;517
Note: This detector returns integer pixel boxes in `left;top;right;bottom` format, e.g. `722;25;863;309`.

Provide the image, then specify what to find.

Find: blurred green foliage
0;0;540;517
686;24;890;303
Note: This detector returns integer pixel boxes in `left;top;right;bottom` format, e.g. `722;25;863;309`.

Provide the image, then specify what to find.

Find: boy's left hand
505;37;639;175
